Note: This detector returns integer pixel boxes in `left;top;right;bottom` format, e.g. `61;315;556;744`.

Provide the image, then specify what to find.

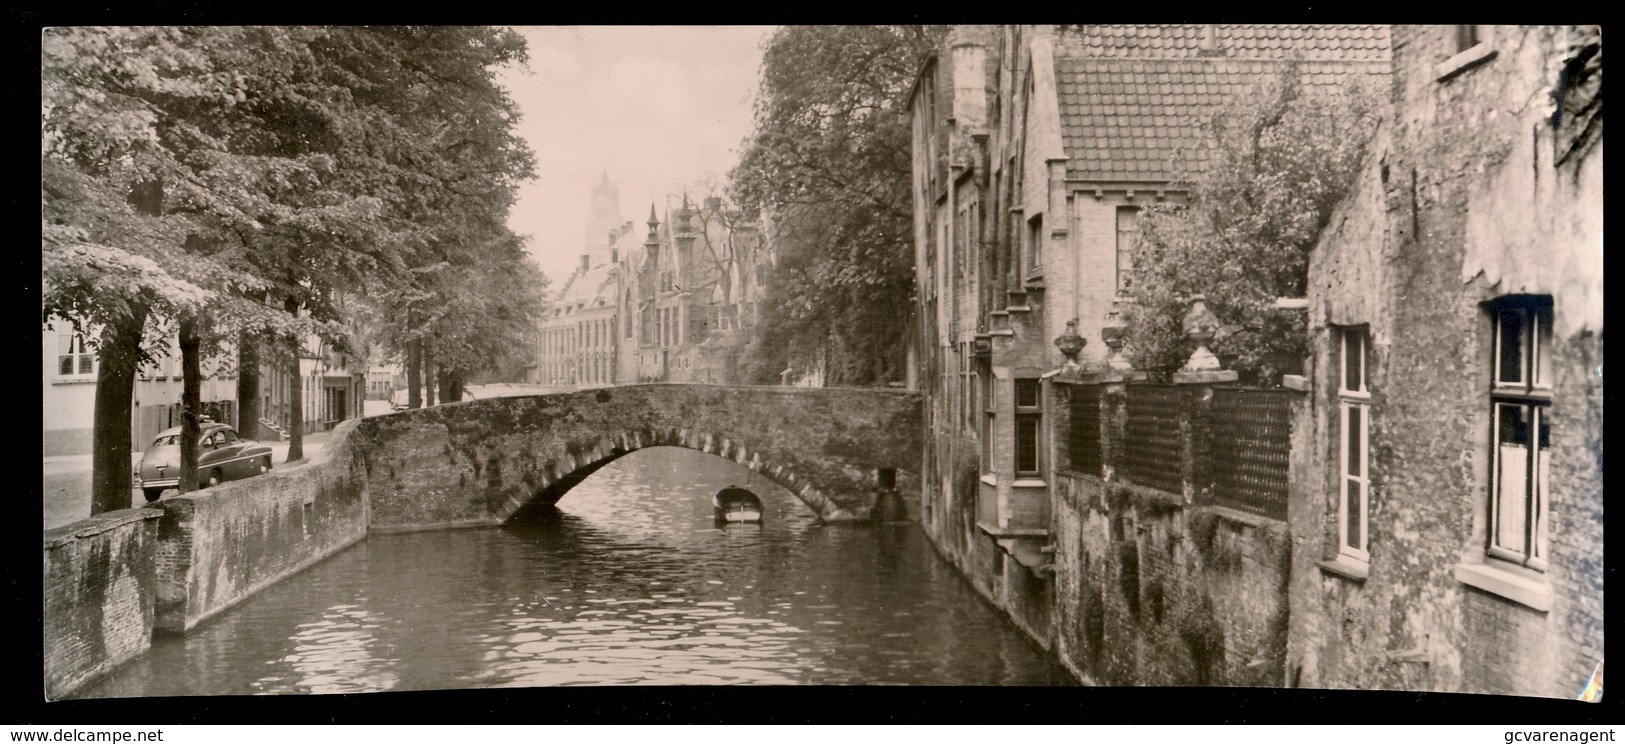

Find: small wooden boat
713;485;764;525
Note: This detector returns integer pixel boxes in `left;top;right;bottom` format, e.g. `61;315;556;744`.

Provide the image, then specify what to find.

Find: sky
497;26;773;285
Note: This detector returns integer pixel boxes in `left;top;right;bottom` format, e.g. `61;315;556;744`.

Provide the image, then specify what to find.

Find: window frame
1486;296;1553;571
982;361;996;475
1115;205;1140;297
1335;326;1372;564
1013;376;1042;478
1026;213;1043;275
55;329;97;381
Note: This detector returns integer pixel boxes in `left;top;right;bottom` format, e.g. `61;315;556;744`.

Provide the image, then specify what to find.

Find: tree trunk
236;329;260;437
285;297;304;462
439;366;463;404
177;314;202;493
424;341;437;406
90;307;148;515
406;336;422;409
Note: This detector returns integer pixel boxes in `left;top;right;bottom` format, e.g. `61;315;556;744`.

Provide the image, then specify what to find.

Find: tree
730;25;946;386
1123;64;1381;383
42;27;309;511
335;27;539;408
43;26;536;511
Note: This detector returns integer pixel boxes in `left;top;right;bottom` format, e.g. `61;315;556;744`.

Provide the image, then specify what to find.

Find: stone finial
1101;314;1133;372
1054;319;1086;371
1181;294;1222;372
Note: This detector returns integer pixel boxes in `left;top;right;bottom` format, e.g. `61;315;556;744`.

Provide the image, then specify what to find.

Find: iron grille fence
1123;384;1184;494
1207;387;1295;519
1067;383;1104;475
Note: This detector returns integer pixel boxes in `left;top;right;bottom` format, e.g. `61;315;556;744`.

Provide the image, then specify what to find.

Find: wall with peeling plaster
1289;25;1603;697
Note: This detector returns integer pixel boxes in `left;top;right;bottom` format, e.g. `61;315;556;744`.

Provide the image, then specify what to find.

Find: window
56;330;95;378
1437;25;1496;82
1026;214;1043;273
959;343;973;433
1489;296;1552;569
1455;25;1487;52
983;364;996;473
955;206;968;279
1336;327;1372;563
1116;206;1140;295
1014;378;1042;477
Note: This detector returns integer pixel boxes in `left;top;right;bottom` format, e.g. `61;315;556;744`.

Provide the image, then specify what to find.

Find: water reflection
74;447;1073;696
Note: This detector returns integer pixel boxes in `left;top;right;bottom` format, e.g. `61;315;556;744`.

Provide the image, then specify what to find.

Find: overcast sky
498;26;772;285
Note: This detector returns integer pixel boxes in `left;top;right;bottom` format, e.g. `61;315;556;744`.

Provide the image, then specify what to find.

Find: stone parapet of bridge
356;384;924;530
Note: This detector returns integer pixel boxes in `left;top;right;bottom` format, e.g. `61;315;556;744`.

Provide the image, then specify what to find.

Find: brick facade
43;508;163;700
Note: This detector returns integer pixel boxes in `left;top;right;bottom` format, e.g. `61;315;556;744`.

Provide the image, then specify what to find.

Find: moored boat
713;485;763;525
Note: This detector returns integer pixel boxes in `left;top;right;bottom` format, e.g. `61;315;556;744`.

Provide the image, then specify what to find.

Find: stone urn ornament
1054;319;1087;370
1101;316;1133;371
1181;294;1222;372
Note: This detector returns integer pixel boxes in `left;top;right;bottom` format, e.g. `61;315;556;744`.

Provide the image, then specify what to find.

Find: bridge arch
357;384;923;531
494;427;854;523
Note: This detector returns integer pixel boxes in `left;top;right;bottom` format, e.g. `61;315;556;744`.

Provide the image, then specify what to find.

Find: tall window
1336;327;1371;562
1026;214;1043;274
983;364;996;473
1489;296;1552;569
959;343;973;434
1014;378;1042;477
56;330;95;378
1116;206;1140;295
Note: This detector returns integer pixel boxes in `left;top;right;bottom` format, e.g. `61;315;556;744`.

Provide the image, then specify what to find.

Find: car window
219;429;239;444
203;433;220;448
152;435;178;447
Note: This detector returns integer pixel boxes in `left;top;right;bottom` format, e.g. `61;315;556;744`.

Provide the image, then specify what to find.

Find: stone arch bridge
353;384;923;530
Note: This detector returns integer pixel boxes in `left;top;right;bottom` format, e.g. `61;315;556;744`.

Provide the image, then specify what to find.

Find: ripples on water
75;447;1075;696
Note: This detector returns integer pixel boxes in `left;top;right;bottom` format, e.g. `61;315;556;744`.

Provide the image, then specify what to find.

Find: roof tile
1053;28;1390;183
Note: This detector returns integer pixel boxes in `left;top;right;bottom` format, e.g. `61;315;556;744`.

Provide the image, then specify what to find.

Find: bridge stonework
356;385;924;530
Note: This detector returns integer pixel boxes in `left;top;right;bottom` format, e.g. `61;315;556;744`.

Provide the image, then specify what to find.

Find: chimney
1198;26;1224;56
580;254;590;272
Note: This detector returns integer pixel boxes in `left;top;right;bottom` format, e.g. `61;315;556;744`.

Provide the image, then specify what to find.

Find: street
39;409;394;532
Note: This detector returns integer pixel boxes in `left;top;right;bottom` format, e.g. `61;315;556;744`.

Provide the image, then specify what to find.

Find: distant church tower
583;171;623;266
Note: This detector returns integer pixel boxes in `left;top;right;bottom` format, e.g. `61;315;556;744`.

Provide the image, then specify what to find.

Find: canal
74;447;1074;695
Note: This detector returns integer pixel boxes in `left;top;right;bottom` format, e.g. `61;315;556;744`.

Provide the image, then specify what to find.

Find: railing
1122;384;1185;495
1056;381;1298;521
1206;387;1294;519
1065;383;1103;476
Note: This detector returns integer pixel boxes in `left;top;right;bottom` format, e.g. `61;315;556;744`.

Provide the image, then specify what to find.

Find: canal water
74;447;1074;696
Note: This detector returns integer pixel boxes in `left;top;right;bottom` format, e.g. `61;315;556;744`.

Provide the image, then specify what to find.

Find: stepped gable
1054;25;1391;184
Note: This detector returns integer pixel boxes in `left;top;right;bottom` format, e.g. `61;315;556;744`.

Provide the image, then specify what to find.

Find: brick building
1286;24;1602;696
907;24;1600;696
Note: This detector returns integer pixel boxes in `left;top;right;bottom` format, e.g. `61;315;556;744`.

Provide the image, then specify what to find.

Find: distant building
530;176;773;388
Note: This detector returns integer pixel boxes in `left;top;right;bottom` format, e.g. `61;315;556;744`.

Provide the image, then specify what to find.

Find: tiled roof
1054;26;1390;183
1056;24;1390;61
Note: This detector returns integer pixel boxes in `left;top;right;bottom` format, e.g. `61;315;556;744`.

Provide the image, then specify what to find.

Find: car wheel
258;458;271;475
205;469;223;489
143;488;164;503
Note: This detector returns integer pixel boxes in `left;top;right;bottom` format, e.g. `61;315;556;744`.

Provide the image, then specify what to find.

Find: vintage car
136;422;274;502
